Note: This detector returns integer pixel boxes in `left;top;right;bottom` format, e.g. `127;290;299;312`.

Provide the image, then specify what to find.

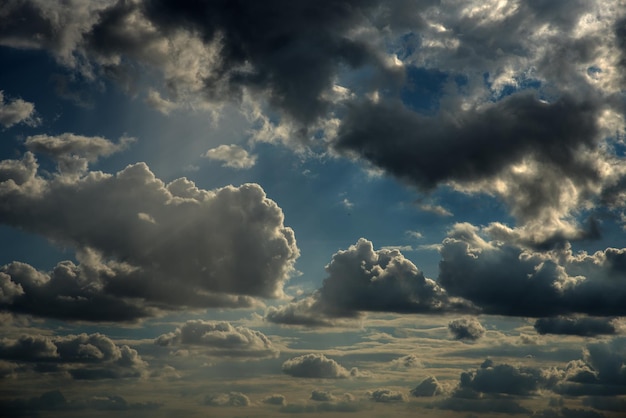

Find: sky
1;0;626;417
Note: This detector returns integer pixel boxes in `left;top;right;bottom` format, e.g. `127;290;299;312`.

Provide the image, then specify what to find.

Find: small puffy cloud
534;317;618;337
367;389;406;403
455;361;548;397
154;320;278;359
204;144;257;169
410;376;444;397
310;390;335;402
144;89;178;115
390;353;422;369
0;91;38;128
204;392;250;407
416;203;453;217
448;317;486;341
282;353;353;379
262;394;286;406
0;333;147;380
0;151;299;321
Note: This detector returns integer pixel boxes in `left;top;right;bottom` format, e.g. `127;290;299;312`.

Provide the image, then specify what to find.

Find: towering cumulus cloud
0;135;298;321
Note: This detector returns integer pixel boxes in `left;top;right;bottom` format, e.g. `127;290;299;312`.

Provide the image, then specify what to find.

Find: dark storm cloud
266;238;472;326
0;333;148;380
334;94;598;191
534;317;618;337
138;0;409;125
154;320;278;359
282;353;354;379
0;148;298;321
448;317;486;341
438;223;626;317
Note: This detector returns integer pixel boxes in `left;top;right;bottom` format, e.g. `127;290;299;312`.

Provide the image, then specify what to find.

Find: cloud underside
267;227;626;326
1;0;625;246
0;136;298;321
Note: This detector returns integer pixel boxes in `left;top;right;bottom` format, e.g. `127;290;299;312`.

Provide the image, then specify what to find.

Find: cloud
262;394;287;406
310;390;335;402
534;317;618;337
204;392;250;407
0;390;160;416
204;144;257;169
438;223;626;317
24;133;133;175
0;150;299;321
390;353;422;369
410;376;444;397
267;238;471;325
154;320;278;359
0;333;148;380
282;353;354;379
0;91;38;128
367;389;406;403
448;317;486;341
455;361;548;396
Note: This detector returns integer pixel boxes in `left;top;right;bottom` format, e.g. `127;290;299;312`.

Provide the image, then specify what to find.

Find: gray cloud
267;238;471;326
0;150;298;321
367;389;406;403
282;353;353;379
262;394;287;406
154;320;278;359
0;91;38;128
448;317;486;341
410;376;444;397
310;390;335;402
438;223;626;317
390;353;422;369
534;317;618;337
204;392;250;407
0;333;147;380
0;390;160;416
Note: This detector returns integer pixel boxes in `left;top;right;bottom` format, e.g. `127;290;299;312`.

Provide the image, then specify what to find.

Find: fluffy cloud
534;317;618;337
367;389;406;403
204;392;250;407
0;333;147;380
0;148;298;321
448;317;486;341
310;390;335;402
390;353;422;369
154;320;278;359
438;223;626;317
282;353;354;379
262;394;286;406
24;133;133;175
204;144;257;169
0;91;38;128
267;238;470;325
410;376;444;397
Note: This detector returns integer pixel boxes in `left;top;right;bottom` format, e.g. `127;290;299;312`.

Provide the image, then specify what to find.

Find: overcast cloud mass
1;0;626;416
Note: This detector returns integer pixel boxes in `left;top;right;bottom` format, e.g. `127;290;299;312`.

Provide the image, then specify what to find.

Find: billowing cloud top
0;140;299;321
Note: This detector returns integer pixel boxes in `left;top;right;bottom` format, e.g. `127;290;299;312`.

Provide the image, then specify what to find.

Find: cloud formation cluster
0;333;147;380
0;136;299;321
3;0;625;243
155;320;278;359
